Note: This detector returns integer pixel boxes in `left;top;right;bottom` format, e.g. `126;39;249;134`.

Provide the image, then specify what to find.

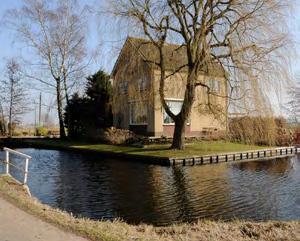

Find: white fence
2;147;32;185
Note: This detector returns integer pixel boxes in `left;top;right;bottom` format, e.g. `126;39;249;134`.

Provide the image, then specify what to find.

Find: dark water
0;148;299;226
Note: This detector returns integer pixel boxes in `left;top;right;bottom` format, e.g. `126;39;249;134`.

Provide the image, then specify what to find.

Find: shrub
22;131;29;136
229;116;293;146
36;126;48;136
294;127;300;145
102;127;140;145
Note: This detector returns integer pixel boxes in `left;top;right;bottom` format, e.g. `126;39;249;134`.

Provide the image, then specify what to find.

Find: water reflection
235;157;293;176
0;149;299;225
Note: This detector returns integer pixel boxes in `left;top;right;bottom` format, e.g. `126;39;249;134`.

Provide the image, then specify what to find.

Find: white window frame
162;98;190;125
129;100;148;125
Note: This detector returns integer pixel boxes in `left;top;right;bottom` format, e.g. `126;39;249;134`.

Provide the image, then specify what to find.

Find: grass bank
19;139;268;159
0;175;299;241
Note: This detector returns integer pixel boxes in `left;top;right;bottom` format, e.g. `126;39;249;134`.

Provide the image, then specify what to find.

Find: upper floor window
119;81;128;94
138;77;147;91
208;79;221;93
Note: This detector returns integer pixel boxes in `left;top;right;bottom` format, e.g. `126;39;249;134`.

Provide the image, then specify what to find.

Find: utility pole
34;103;37;136
39;92;42;127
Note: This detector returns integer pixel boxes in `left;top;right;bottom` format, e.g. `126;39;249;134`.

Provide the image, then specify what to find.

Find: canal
0;148;299;226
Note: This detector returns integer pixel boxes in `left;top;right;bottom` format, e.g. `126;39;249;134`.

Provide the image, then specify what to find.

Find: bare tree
1;59;29;137
6;0;89;138
112;0;293;149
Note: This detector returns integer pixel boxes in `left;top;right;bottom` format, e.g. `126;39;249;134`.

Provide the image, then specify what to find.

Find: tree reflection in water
1;149;299;225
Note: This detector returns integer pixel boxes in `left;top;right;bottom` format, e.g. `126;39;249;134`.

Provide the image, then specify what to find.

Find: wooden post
201;156;203;164
5;150;9;175
240;153;243;160
24;158;29;185
216;155;219;163
225;155;228;162
258;151;260;158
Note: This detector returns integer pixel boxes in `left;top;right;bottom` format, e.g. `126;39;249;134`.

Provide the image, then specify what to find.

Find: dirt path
0;197;88;241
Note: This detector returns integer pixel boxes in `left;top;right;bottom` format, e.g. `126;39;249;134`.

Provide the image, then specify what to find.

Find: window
163;100;183;124
208;79;221;93
138;77;147;91
129;101;148;125
119;81;128;94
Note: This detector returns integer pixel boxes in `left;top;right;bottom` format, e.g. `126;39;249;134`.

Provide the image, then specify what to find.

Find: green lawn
24;139;268;158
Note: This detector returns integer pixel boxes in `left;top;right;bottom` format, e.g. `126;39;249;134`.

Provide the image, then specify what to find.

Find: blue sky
0;0;300;125
0;0;126;125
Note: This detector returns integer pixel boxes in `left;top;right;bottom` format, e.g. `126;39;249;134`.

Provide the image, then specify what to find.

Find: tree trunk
171;79;195;150
56;80;66;139
63;75;72;137
57;104;66;139
171;118;186;150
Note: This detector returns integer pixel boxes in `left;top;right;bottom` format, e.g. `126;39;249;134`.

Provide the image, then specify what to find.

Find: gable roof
112;36;225;77
128;37;188;70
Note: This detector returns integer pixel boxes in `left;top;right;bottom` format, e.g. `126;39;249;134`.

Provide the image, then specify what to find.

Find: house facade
112;37;228;137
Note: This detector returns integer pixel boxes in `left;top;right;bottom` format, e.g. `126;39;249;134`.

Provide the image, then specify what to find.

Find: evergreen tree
65;70;112;139
86;70;112;128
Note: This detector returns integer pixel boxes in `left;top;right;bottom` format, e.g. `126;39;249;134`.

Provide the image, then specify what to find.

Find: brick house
111;37;228;137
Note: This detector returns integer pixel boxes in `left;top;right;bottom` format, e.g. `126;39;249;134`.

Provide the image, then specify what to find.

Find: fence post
24;158;29;185
5;150;9;175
